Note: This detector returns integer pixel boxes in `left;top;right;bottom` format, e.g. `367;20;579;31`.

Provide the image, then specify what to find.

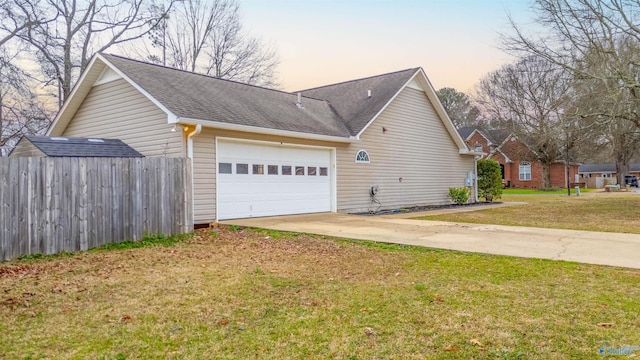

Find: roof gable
300;67;469;151
24;136;144;157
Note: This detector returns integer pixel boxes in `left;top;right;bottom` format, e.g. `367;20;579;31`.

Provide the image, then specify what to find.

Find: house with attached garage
46;53;480;224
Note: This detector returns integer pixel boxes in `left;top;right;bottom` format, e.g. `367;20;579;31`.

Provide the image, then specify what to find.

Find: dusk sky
240;0;534;93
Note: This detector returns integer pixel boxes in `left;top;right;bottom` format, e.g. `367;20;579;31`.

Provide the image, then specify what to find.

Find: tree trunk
615;157;630;186
541;162;551;188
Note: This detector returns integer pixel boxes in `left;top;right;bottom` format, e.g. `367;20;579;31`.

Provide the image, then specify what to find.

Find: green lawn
420;194;640;234
1;228;639;359
502;188;593;195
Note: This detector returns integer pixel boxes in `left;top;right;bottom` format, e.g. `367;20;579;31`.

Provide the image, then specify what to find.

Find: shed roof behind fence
24;136;144;158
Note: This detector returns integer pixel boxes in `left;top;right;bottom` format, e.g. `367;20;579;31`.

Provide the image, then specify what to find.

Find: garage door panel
217;140;332;220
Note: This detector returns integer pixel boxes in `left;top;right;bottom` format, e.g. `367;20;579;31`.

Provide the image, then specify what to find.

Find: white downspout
474;156;479;203
186;124;202;229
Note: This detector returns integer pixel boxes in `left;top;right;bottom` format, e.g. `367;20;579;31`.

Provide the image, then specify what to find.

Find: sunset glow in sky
240;0;534;93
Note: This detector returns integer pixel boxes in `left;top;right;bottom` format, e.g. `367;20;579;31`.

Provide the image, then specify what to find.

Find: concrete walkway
222;206;640;269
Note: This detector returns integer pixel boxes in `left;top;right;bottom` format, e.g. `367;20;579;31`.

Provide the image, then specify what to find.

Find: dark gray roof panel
299;68;420;136
579;163;640;173
457;126;478;139
102;54;351;138
26;136;144;157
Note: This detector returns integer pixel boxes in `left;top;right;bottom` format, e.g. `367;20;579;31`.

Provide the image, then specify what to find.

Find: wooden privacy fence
0;157;192;261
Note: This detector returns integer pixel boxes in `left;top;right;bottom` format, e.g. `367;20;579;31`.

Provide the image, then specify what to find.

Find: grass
418;194;640;234
502;188;593;195
1;227;639;359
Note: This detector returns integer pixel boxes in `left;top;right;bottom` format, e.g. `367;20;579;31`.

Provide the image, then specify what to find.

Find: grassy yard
1;228;639;359
502;188;593;195
420;194;640;234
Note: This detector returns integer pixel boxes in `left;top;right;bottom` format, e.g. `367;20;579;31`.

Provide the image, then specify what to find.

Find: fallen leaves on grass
443;345;459;352
364;327;377;337
597;322;614;328
470;338;483;346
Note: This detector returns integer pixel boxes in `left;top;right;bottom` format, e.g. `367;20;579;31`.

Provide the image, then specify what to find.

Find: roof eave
460;149;484;156
177;117;356;143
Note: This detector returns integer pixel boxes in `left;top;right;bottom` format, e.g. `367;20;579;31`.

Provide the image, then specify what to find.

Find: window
268;165;278;175
253;164;264;175
295;166;305;176
236;163;249;174
308;166;317;176
319;167;328;176
519;162;531;181
355;149;370;163
282;166;292;175
219;163;232;174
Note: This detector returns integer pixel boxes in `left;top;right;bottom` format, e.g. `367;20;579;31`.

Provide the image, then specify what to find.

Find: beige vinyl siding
62;79;183;157
9;140;45;157
336;87;474;213
191;128;342;223
192;129;216;223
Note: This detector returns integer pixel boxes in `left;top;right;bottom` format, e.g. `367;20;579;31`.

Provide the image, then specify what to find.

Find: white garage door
217;139;333;220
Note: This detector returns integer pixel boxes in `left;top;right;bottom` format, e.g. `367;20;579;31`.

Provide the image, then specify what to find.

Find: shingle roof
298;68;419;136
486;129;513;145
456;127;514;145
579;163;640;173
25;136;144;157
102;54;351;138
457;126;479;140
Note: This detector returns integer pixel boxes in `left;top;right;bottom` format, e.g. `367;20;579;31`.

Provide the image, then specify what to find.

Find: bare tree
436;87;481;128
145;0;279;87
0;0;47;47
0;50;52;156
19;0;175;107
503;0;640;128
476;56;574;188
571;36;640;180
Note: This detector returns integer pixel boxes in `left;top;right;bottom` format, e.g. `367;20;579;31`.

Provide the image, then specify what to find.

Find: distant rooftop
579;163;640;173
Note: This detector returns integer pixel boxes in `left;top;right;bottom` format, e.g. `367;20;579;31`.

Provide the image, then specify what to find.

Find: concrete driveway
222;209;640;269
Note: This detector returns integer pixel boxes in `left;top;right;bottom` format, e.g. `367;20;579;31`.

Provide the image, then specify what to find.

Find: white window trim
355;149;370;163
519;161;531;181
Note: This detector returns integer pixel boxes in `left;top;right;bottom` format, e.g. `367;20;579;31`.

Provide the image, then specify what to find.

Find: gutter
185;124;201;229
177;117;355;144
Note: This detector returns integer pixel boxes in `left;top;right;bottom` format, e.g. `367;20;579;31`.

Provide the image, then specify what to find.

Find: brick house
458;127;580;189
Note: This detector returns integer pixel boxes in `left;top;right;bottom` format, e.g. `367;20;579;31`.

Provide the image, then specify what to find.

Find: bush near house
477;159;503;202
448;187;470;205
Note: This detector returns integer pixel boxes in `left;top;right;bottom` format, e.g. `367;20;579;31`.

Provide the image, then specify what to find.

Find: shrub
477;159;503;202
448;187;470;205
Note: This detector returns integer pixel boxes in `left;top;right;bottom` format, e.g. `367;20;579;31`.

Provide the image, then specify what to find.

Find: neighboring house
9;135;144;158
458;127;579;189
579;164;640;187
46;53;479;224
